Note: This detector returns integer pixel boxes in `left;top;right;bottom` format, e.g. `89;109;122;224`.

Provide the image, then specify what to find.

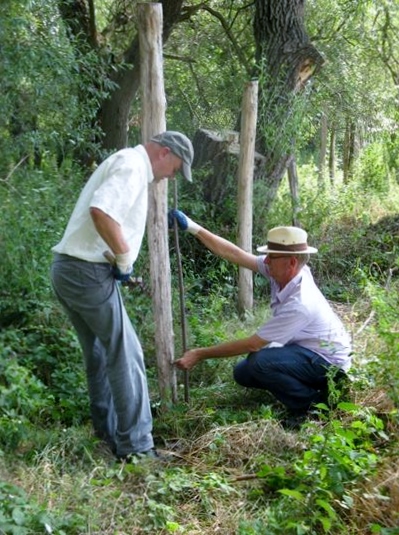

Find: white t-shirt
52;145;153;263
256;257;352;371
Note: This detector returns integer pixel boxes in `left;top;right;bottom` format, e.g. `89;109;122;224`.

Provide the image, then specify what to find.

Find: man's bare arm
195;227;258;271
90;207;129;255
174;333;268;371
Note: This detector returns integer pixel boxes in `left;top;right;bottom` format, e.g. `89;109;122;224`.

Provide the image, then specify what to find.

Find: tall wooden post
138;3;177;403
237;81;258;315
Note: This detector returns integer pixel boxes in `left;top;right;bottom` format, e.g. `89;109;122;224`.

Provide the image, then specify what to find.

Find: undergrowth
0;163;399;533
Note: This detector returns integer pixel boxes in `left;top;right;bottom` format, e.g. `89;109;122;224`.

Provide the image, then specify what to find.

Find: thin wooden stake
173;179;190;403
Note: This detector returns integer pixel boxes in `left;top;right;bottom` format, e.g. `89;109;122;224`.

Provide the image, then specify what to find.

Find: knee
233;359;252;387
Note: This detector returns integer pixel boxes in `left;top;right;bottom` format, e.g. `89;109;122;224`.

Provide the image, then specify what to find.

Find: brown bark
253;0;324;211
100;0;186;151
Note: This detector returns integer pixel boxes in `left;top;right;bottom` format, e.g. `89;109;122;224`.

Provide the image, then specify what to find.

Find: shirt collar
136;144;154;183
275;270;303;302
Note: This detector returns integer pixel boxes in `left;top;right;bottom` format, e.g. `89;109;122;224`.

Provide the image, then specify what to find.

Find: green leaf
166;521;181;532
337;402;359;412
316;499;337;519
318;515;332;531
12;507;26;526
278;489;304;501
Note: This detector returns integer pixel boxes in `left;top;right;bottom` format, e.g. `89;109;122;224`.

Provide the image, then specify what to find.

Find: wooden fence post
237;81;258;315
137;2;177;403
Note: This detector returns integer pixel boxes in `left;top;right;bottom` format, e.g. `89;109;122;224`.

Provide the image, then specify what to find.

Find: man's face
264;254;294;286
153;148;182;182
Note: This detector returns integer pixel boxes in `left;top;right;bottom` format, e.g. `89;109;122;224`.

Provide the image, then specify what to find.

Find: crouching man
169;211;352;427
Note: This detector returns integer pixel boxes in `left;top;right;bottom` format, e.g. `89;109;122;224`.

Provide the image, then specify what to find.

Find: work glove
112;252;134;282
167;209;202;235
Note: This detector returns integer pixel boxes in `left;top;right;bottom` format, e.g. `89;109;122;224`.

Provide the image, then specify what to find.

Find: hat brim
181;161;192;182
256;245;318;254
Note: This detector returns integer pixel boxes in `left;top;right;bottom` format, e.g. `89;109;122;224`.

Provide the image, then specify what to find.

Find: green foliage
0;165;84;300
354;142;391;193
0;0;112;171
255;405;385;533
0;326;88;450
0;480;87;534
0;340;53;449
163;2;252;135
0;165;91;446
1;3;399;533
361;277;399;407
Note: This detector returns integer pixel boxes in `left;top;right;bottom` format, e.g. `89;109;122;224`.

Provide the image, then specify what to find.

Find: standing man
51;132;193;460
169;210;351;427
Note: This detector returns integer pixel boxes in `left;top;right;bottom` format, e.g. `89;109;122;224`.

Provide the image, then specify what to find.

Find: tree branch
179;2;252;76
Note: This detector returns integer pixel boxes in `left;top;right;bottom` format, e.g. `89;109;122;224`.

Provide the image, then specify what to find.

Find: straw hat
257;226;318;254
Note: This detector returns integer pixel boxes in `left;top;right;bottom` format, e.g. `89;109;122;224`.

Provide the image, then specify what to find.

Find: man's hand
174;349;203;371
112;265;133;282
167;209;202;235
112;252;133;282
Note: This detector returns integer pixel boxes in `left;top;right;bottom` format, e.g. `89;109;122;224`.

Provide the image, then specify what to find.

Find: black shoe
280;413;307;431
117;448;172;463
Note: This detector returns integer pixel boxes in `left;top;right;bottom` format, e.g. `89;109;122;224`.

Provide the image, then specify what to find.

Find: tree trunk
99;0;185;151
99;52;141;151
237;81;258;316
329;124;336;185
138;3;177;404
343;119;356;183
192;128;267;208
253;0;324;211
287;157;300;227
318;111;328;190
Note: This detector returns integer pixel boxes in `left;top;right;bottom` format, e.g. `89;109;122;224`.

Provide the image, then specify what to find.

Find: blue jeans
51;254;154;456
233;344;341;413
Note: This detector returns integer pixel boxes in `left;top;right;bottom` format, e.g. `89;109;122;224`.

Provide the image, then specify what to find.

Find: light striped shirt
256;257;352;371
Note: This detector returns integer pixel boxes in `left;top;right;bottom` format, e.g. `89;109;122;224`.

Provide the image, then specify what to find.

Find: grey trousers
51;254;154;456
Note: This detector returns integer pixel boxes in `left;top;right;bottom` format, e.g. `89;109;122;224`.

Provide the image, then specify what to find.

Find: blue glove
168;209;188;230
112;265;133;282
167;209;201;234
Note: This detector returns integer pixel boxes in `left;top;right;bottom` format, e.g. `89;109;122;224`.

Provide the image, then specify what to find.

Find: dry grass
1;291;398;535
346;454;399;532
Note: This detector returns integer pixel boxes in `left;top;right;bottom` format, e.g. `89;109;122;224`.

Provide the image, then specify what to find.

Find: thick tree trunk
99;52;141;151
99;0;185;151
253;0;324;211
192;128;267;208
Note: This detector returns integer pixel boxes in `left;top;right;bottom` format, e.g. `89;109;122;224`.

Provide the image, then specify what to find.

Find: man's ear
289;256;299;270
159;146;171;159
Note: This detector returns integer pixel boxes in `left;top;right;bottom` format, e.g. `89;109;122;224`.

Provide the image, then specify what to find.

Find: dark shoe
280;413;307;431
117;448;172;463
281;407;327;430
